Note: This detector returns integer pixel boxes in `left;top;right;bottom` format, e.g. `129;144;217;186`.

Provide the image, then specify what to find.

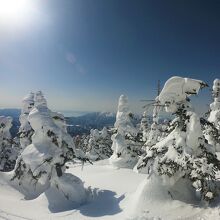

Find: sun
0;0;32;25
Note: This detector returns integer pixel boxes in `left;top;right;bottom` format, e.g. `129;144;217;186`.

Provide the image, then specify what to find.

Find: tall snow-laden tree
138;76;220;203
87;127;113;161
19;92;35;149
110;95;143;168
203;79;220;152
0;116;17;171
12;91;87;205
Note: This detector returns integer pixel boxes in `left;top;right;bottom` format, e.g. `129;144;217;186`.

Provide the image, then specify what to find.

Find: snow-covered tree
12;91;87;205
140;111;149;142
74;134;90;153
203;79;220;152
0;116;17;171
110;95;143;168
209;79;220;127
138;77;220;203
19;92;35;149
144;102;162;149
87;127;113;161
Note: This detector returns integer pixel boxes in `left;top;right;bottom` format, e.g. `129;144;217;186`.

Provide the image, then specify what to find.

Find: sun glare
0;0;32;26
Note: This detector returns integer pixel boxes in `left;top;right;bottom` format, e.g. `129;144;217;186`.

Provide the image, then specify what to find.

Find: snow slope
0;161;220;220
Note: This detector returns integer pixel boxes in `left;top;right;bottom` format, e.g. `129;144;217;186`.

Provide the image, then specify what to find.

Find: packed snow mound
40;174;87;212
128;176;203;220
158;76;207;112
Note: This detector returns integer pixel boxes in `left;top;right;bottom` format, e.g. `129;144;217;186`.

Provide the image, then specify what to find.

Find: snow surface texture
1;161;220;219
110;95;142;169
12;91;87;208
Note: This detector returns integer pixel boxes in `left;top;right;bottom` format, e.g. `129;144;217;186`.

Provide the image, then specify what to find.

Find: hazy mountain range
0;109;117;137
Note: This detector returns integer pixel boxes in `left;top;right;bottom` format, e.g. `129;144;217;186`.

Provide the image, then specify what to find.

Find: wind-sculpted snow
158;76;207;113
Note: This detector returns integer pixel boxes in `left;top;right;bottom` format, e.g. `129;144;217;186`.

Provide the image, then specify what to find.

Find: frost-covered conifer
209;79;220;127
144;102;162;148
74;134;90;153
0;116;16;171
203;79;220;151
87;127;113;161
140;111;149;142
138;77;220;203
19;92;35;149
110;95;143;168
12;91;87;204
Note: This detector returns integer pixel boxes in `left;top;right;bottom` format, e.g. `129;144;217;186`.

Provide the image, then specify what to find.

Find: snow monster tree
110;95;143;168
12;91;87;206
138;76;220;203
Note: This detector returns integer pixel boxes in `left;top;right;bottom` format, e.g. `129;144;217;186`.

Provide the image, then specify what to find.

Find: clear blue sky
0;0;219;113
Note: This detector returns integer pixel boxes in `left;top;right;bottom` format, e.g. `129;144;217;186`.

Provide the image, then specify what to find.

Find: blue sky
0;0;219;114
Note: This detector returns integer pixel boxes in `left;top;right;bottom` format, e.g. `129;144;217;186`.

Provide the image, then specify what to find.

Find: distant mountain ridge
0;109;169;137
0;109;116;137
66;112;116;136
